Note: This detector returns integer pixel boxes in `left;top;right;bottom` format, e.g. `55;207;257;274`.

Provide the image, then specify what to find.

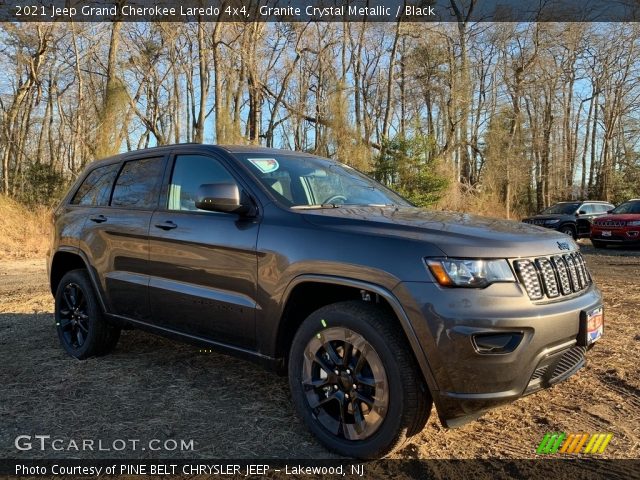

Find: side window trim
105;161;124;207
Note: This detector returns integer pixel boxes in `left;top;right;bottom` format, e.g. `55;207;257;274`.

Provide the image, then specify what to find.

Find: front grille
536;258;559;298
514;252;592;301
524;219;547;226
549;346;587;382
594;220;626;227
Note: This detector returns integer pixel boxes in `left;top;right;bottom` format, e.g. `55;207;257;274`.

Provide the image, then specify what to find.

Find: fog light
627;231;638;237
472;332;523;354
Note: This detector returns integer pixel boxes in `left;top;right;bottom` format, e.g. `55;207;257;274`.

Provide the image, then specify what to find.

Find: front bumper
392;281;603;427
591;229;640;245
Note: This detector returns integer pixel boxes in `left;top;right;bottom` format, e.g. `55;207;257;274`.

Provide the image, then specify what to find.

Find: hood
594;214;640;223
302;206;578;258
522;214;570;220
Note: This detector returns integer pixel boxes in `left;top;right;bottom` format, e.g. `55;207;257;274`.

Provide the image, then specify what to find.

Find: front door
577;203;598;237
147;153;259;349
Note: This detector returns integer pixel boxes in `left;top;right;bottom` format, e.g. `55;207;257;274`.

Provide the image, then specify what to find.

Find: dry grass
0;246;638;468
0;195;51;260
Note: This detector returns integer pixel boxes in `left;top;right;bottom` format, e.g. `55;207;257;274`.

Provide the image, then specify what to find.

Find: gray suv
48;145;604;458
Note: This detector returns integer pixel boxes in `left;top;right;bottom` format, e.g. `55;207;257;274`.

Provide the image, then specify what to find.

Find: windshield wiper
291;204;341;210
292;203;397;209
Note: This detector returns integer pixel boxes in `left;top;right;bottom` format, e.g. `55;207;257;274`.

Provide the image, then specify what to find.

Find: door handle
89;214;107;223
154;221;177;230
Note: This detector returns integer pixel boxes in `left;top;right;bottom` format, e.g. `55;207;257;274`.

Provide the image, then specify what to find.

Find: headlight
426;258;516;288
628;220;640;227
545;219;560;224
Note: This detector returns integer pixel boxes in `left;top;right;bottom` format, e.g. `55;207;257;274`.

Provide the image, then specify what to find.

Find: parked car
48;145;604;458
522;200;614;239
590;199;640;248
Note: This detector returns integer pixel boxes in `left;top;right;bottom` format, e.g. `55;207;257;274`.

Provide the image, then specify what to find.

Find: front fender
276;273;440;404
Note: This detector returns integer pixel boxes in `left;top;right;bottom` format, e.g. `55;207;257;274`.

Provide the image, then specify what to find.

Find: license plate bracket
578;306;604;346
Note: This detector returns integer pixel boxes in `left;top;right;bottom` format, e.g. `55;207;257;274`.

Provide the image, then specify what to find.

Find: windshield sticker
248;158;279;173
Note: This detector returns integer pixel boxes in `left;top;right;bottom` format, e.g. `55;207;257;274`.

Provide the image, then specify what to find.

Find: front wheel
288;301;431;458
55;269;120;359
560;225;577;239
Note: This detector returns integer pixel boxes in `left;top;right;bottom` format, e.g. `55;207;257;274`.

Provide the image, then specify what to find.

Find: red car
590;199;640;248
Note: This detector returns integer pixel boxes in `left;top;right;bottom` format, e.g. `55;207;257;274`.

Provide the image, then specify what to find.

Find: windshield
611;201;640;214
541;203;580;215
236;154;410;208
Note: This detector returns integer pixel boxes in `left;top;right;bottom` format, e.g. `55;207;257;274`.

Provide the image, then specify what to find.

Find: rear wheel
288;301;431;458
55;269;120;359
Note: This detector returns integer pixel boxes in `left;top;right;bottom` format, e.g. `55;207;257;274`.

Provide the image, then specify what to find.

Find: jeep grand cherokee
48;144;604;458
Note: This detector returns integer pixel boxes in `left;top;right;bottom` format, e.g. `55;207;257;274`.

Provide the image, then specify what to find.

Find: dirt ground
0;243;638;467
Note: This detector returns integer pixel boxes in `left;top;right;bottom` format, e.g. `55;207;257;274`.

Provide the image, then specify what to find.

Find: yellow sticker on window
248;158;279;173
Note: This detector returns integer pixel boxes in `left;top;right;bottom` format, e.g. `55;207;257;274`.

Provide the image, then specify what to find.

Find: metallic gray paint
48;144;604;428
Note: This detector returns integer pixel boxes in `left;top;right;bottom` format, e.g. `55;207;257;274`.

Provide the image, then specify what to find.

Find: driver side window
168;155;235;211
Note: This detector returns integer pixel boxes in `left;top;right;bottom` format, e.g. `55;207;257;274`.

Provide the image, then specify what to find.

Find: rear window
71;164;119;206
111;157;165;209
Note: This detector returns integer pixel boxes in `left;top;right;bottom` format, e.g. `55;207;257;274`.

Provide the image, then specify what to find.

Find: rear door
81;155;167;321
147;152;259;349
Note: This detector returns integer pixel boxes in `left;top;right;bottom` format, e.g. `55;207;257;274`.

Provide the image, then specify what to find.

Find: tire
591;240;607;249
560;225;576;239
55;269;120;359
288;301;431;459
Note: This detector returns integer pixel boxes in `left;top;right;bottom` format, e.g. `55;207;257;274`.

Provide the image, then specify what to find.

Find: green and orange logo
536;432;613;455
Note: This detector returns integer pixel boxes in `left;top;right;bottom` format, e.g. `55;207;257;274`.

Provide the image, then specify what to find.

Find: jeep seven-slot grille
594;219;626;227
514;253;591;300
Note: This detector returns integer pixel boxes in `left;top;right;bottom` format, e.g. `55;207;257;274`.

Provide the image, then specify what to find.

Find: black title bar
2;458;640;479
1;0;639;22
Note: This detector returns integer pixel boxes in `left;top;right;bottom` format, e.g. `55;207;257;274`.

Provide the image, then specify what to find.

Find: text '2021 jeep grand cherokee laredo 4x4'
48;145;604;459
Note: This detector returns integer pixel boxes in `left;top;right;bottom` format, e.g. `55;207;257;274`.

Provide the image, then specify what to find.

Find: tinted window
600;204;614;212
111;157;165;209
168;155;235;211
611;201;640;214
71;164;119;206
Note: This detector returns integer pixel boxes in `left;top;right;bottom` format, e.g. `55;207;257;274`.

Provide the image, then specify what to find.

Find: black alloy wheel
560;225;576;239
58;282;90;349
55;269;120;359
289;301;431;459
302;327;389;441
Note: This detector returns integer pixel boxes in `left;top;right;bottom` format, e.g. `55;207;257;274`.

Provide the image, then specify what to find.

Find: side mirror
607;209;613;213
195;183;253;215
578;210;586;215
